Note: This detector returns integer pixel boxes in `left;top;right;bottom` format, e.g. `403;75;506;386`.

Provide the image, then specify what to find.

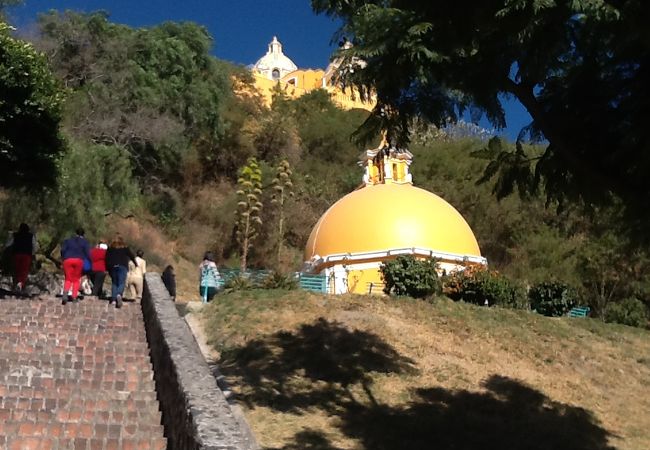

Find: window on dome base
271;68;280;80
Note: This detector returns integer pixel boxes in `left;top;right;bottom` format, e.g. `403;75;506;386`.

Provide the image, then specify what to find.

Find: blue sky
6;0;531;139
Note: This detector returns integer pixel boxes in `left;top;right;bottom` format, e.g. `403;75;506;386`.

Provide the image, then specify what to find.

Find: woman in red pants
4;223;38;292
60;228;91;304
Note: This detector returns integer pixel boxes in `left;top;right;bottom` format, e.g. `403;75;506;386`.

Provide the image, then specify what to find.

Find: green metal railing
207;268;328;294
567;306;591;318
298;274;327;293
217;268;272;288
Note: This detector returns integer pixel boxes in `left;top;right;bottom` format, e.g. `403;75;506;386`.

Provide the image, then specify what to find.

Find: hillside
201;290;650;450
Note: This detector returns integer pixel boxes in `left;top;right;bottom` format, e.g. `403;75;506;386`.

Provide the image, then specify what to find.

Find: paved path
0;296;166;450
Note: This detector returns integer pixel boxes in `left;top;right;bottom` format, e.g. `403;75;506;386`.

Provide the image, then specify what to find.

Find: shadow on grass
221;318;616;450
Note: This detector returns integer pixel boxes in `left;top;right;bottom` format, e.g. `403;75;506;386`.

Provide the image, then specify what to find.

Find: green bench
299;274;327;293
567;306;591;318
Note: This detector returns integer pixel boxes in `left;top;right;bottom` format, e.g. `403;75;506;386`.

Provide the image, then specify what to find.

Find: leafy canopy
35;11;231;182
313;0;650;229
0;21;64;188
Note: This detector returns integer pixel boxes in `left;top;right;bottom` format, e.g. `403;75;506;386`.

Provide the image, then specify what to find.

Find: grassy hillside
202;290;650;450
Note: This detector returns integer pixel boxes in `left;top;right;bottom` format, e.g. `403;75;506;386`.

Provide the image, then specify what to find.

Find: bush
529;281;579;317
224;275;253;292
380;255;441;298
444;266;528;309
262;271;298;290
604;298;649;328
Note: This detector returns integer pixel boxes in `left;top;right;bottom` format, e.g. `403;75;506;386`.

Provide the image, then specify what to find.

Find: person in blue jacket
60;228;91;304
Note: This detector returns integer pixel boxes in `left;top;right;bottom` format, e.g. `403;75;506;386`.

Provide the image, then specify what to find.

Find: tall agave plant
235;157;263;272
271;159;294;264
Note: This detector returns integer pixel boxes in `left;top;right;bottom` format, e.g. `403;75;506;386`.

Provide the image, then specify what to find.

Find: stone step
0;390;160;408
0;436;167;450
0;297;166;447
0;405;162;425
0;420;165;439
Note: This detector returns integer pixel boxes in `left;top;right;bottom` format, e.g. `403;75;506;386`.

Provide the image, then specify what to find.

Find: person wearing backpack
199;251;221;303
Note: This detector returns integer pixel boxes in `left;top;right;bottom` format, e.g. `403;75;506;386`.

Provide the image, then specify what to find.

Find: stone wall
142;273;255;450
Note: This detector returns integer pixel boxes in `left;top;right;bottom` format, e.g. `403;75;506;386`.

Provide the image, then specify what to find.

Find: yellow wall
282;69;325;90
252;72;375;111
346;267;384;295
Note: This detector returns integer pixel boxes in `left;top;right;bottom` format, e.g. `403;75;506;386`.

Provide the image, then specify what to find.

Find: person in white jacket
126;250;147;302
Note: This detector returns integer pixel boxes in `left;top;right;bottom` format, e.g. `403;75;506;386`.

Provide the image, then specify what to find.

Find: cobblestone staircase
0;296;166;449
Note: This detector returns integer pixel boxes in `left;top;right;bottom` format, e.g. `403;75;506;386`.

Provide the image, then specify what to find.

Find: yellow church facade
252;37;374;111
303;143;487;295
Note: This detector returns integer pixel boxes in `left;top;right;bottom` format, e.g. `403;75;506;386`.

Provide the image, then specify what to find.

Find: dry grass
202;291;650;450
107;216;201;300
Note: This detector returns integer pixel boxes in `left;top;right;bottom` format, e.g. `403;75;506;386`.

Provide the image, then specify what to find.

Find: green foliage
529;281;579;317
380;255;441;298
0;22;64;188
445;266;527;309
54;143;139;230
262;271;299;290
235;157;263;272
313;0;650;233
35;11;231;183
604;298;649;328
0;141;138;258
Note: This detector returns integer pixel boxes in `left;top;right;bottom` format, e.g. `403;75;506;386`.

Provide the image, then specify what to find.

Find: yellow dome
305;184;482;262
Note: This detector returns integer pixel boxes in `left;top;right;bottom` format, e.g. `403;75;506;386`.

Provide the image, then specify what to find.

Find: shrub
262;271;298;290
529;281;579;317
444;266;528;309
224;275;253;292
380;255;441;298
604;298;649;328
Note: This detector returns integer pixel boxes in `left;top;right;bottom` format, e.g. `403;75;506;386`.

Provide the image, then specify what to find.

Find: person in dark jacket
4;223;38;292
161;265;176;301
60;228;91;304
105;234;137;308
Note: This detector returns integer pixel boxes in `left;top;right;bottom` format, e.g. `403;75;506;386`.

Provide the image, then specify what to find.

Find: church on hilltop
251;36;375;111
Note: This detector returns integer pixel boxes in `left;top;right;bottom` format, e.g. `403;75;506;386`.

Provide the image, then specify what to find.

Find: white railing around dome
306;247;487;270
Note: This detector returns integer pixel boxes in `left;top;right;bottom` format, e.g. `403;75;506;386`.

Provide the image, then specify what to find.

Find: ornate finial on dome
358;131;413;186
269;36;282;54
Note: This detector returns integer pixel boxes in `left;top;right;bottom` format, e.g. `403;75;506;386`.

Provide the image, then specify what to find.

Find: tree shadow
220;318;617;450
220;317;417;413
339;375;617;450
264;430;342;450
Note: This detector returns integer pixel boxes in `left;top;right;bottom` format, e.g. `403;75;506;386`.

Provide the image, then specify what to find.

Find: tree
235;157;263;272
270;160;294;264
34;11;231;183
0;21;64;188
312;1;650;231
